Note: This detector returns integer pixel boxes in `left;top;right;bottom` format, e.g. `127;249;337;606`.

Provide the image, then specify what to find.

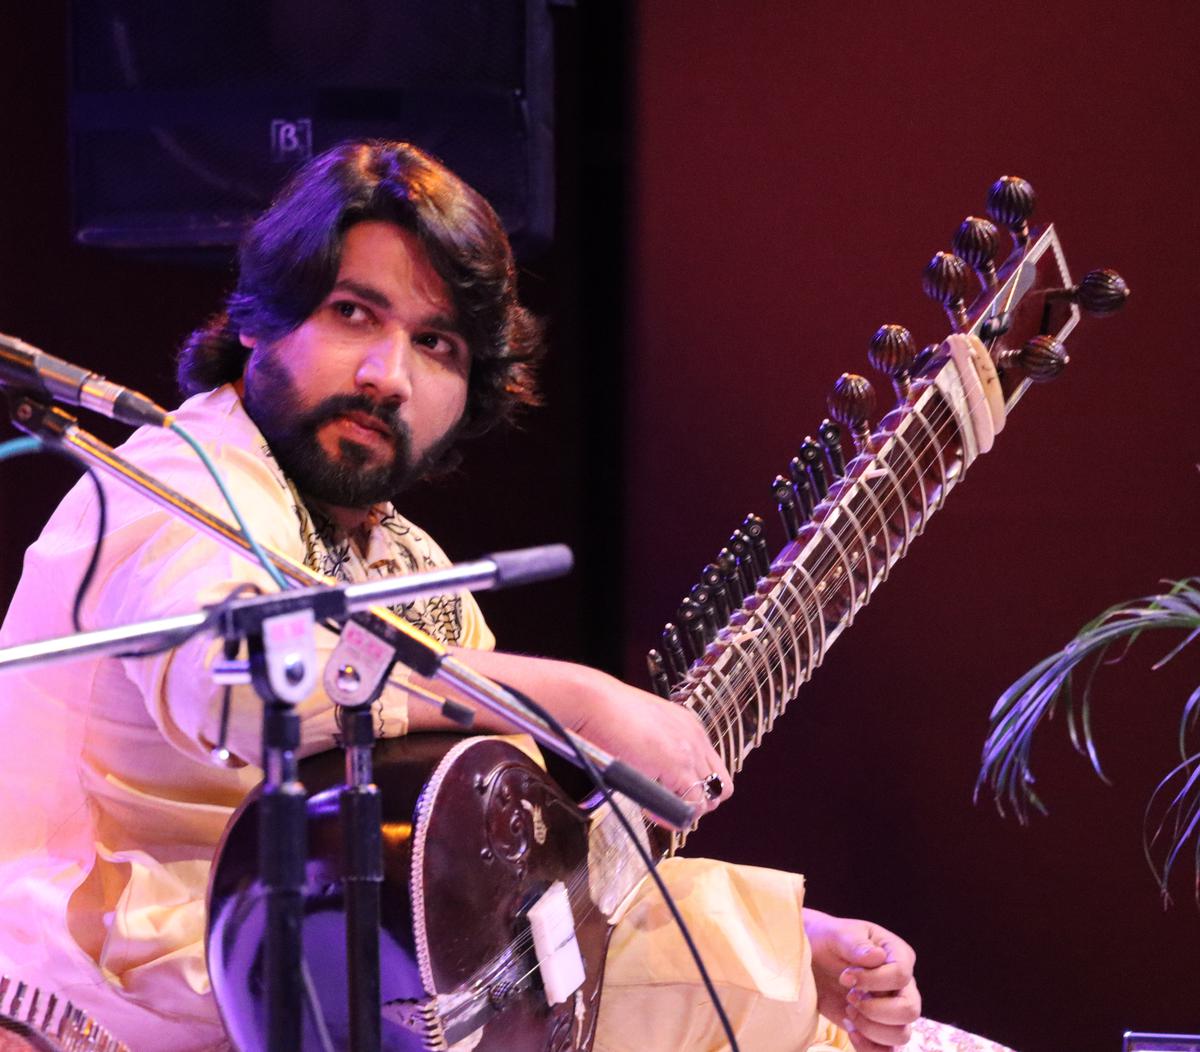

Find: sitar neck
648;216;1102;847
674;366;972;794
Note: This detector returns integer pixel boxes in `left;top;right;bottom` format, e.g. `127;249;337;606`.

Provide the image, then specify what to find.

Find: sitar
207;177;1128;1052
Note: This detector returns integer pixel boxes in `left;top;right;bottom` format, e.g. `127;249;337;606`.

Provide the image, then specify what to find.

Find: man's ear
239;332;258;349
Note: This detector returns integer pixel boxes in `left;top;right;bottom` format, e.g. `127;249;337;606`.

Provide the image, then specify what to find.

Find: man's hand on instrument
803;909;921;1051
568;667;734;816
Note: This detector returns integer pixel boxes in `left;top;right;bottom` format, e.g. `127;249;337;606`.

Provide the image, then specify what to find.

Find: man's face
241;221;471;507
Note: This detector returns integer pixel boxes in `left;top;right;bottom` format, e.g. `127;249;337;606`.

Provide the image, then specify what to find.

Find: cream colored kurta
0;386;496;1048
0;386;1009;1052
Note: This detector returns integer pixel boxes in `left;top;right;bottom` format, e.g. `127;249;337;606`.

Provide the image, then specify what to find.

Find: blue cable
168;421;291;591
0;435;43;461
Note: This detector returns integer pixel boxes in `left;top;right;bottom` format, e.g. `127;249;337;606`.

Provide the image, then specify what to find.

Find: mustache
304;393;408;440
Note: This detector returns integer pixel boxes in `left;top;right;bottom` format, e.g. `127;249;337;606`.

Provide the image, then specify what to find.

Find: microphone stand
3;390;697;1052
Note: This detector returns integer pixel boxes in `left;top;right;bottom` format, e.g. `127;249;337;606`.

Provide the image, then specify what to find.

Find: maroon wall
626;3;1199;1047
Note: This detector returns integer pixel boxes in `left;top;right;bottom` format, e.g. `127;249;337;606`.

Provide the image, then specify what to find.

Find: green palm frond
976;577;1200;904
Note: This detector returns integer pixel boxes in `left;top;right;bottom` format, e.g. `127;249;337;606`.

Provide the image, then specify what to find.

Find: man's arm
408;647;734;811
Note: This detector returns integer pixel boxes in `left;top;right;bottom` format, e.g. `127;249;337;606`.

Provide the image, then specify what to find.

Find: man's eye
415;332;459;356
332;301;371;325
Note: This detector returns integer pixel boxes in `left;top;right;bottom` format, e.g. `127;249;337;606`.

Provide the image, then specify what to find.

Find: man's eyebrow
331;278;393;311
422;312;464;335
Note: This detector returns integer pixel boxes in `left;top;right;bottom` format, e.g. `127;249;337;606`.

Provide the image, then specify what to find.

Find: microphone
0;331;173;427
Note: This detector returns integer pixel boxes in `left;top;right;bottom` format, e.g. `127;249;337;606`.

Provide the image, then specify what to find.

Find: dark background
2;3;1198;1049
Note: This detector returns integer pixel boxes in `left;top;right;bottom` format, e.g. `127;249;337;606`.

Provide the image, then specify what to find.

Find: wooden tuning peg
995;333;1068;381
923;251;972;330
827;372;876;452
868;323;917;400
1072;268;1130;315
953;216;1002;288
986;175;1035;249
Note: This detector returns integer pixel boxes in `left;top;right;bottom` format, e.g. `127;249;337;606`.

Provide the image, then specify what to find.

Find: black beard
242;349;459;507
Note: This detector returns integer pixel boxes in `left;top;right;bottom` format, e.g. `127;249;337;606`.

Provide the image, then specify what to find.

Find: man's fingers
840;961;914;993
848;984;922;1026
847;1020;914;1052
877;935;916;970
846;1002;915;1050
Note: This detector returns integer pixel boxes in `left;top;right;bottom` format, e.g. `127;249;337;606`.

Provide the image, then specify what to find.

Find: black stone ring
700;772;723;800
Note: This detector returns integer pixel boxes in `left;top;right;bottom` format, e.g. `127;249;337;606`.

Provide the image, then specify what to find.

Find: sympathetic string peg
953;216;1002;288
868;323;917;400
773;475;803;540
986;175;1035;248
660;623;688;680
701;563;733;622
647;650;671;697
995;333;1068;381
1072;268;1130;315
786;457;816;517
797;437;829;498
727;530;758;594
816;419;846;478
716;547;745;606
827;372;876;452
690;581;720;637
740;513;773;577
922;251;971;330
676;598;708;662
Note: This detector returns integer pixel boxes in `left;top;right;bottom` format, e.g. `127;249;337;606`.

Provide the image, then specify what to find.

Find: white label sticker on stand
325;618;396;705
527;880;585;1006
262;608;317;702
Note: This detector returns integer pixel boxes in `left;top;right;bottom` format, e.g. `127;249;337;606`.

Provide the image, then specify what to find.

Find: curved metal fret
906;388;953;510
859;445;913;561
766;570;812;717
742;588;799;732
698;658;746;771
826;483;878;596
879;425;926;545
812;510;862;626
838;467;895;584
722;620;776;751
784;559;827;674
691;656;740;771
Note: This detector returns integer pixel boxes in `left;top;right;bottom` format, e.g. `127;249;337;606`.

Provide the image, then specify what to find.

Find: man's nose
355;331;414;403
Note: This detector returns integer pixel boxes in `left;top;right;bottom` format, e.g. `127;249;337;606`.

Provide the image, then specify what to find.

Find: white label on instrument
527;880;585;1006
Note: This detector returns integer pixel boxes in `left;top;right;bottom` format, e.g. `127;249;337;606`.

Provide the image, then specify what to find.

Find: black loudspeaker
68;1;556;256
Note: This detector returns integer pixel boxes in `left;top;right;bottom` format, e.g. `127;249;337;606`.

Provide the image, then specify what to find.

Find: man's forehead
336;221;458;322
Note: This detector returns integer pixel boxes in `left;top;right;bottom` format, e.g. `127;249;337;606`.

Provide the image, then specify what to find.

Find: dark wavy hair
178;140;543;438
